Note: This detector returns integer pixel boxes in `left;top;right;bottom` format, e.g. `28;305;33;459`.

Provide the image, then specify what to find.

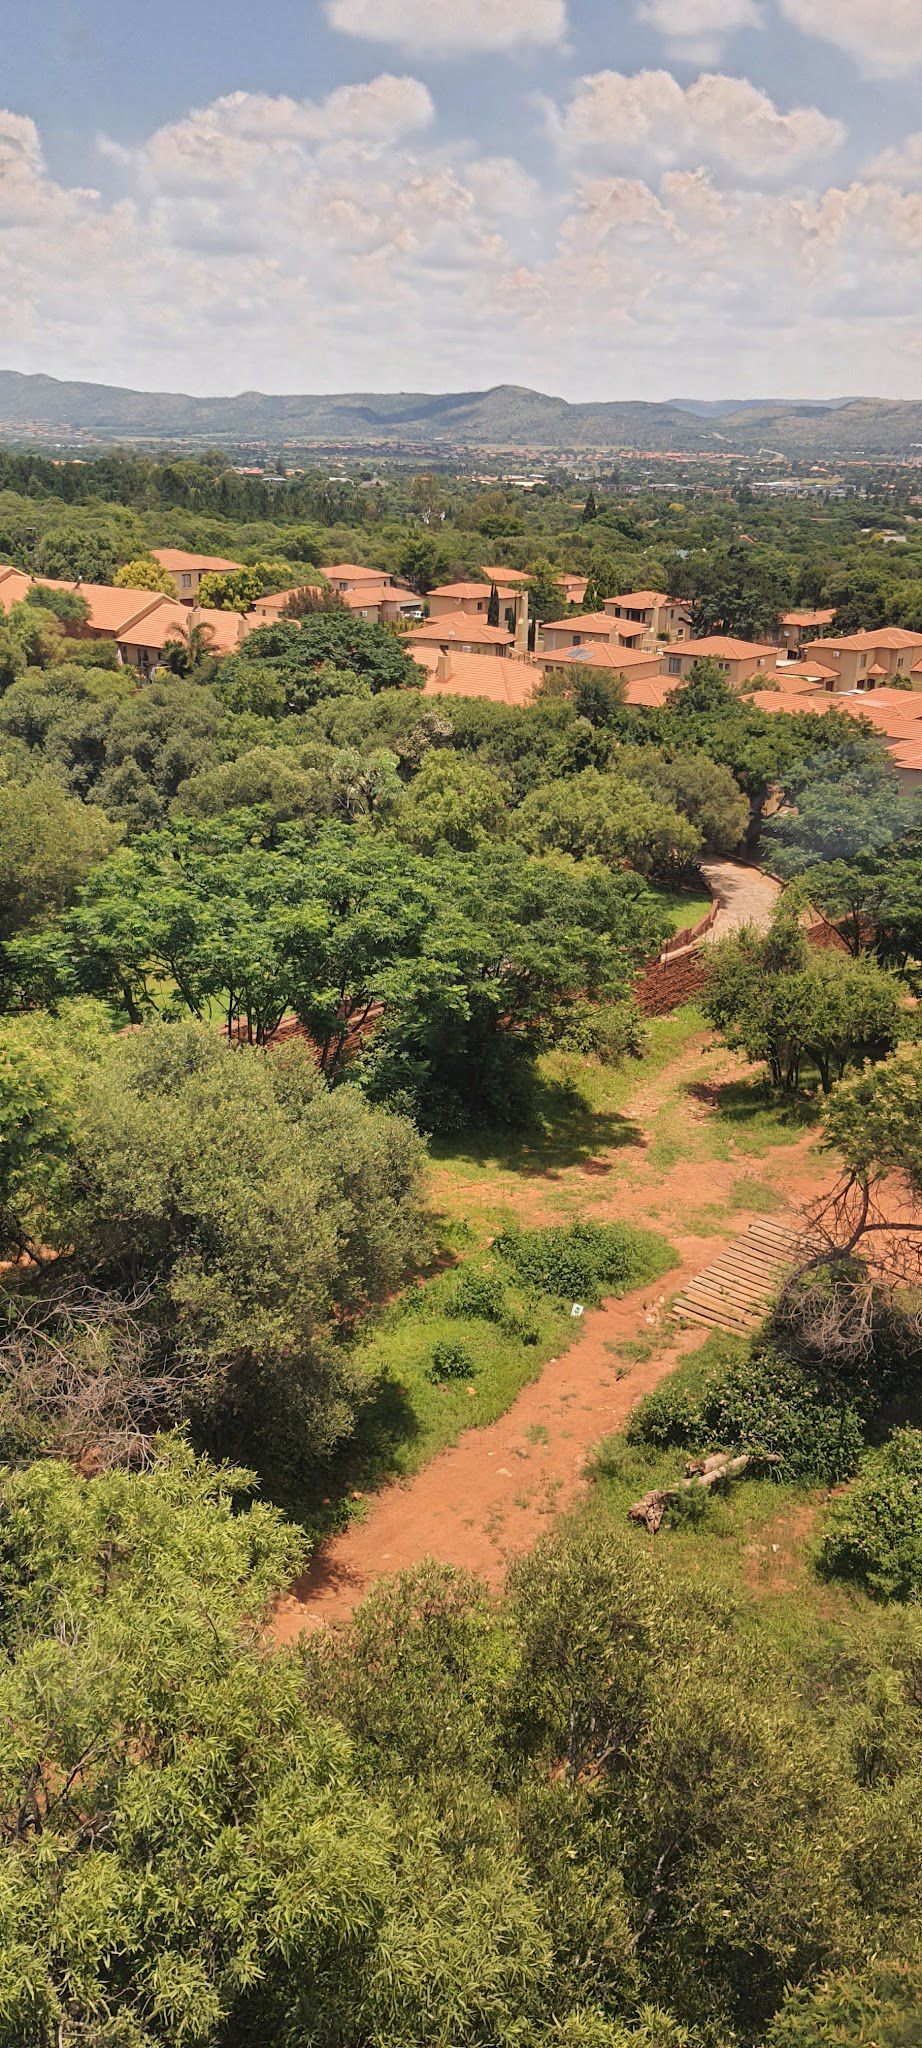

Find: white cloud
101;76;435;193
866;133;922;186
637;0;763;64
778;0;922;79
1;92;920;401
547;69;844;177
323;0;567;55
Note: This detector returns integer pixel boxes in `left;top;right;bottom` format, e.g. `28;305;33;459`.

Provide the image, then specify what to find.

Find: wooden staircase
673;1216;808;1336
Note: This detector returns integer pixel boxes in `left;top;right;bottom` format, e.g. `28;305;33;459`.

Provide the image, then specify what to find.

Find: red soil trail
273;1246;719;1642
272;1037;836;1645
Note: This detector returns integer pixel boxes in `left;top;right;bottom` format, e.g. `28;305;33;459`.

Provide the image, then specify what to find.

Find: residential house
151;549;244;602
407;619;514;659
539;611;647;653
322;562;398;594
428;581;528;635
535;642;664;682
557;572;589;607
778;607;836;655
604;590;689;643
659;636;775;687
117;601;247;675
245;585;321;626
800;628;922;692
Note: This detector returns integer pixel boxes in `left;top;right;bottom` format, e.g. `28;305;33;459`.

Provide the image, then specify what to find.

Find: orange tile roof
775;660;840;685
479;564;529;585
408;619;513;647
745;690;832;717
667;635;775;662
72;584;168;635
341;582;416;610
542;610;621;636
323;562;391;583
781;608;836;627
609;589;673;609
890;737;922;772
0;566;33;610
622;676;672;708
805;627;922;653
152;548;243;574
537;642;662;673
429;581;519;602
419;653;537;707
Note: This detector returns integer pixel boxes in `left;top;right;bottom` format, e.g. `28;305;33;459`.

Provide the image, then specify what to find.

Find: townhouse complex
4;547;920;792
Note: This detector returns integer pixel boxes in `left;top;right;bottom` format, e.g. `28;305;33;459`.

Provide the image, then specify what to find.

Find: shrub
628;1343;865;1483
627;1378;702;1450
819;1429;922;1600
430;1338;477;1383
699;1347;865;1484
557;998;646;1064
448;1268;507;1324
494;1222;675;1306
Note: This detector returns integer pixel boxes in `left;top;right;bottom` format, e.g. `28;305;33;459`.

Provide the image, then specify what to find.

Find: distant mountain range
0;371;920;457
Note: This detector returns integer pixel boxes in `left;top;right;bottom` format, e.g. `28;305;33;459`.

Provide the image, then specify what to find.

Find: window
181;573;192;589
668;655;681;675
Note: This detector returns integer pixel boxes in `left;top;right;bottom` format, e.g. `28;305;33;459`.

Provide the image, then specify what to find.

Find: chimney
435;647;453;685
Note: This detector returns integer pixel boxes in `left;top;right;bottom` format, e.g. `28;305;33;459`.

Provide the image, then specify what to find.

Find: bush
494;1221;675;1306
430;1338;477;1383
627;1378;702;1450
628;1343;865;1483
700;1347;865;1484
448;1267;508;1323
819;1429;922;1600
557;998;646;1064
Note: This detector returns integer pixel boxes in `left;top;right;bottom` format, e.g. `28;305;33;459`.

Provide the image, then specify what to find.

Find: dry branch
629;1450;779;1533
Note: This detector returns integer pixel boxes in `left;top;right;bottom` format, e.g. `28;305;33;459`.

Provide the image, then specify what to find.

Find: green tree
487;580;501;628
515;768;701;881
2;1017;425;1476
704;910;903;1093
114;556;176;595
395;750;509;852
159;616;217;677
0;772;117;950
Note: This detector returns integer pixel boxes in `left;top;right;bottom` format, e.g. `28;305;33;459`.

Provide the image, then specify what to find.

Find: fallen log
628;1450;780;1534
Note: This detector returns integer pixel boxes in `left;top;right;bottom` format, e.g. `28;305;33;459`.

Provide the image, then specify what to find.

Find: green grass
575;1329;901;1683
428;1007;707;1235
327;1223;679;1506
648;885;713;934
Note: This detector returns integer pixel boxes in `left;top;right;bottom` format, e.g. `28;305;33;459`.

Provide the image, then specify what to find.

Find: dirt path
699;858;782;940
274;1073;832;1642
274;1252;721;1640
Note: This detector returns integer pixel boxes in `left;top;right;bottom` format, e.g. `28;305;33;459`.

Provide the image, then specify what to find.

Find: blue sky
2;0;920;399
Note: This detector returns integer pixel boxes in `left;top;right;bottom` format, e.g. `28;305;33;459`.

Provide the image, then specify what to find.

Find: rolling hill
0;370;919;457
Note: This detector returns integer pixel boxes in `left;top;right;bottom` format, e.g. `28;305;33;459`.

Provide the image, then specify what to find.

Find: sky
1;0;921;402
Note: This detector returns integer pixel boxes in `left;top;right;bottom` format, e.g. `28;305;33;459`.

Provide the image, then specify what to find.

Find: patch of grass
428;1006;707;1238
648;885;713;934
328;1222;678;1507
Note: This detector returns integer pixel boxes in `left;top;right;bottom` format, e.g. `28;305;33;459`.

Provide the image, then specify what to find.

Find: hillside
0;369;920;456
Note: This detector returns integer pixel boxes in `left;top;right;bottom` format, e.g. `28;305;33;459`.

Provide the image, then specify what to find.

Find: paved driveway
699;858;782;940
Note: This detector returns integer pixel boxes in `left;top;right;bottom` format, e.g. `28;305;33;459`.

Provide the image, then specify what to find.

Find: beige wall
430;589;527;631
541;621;613;651
660;647;773;688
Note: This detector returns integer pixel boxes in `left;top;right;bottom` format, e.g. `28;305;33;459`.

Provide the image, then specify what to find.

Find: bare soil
272;1033;835;1643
